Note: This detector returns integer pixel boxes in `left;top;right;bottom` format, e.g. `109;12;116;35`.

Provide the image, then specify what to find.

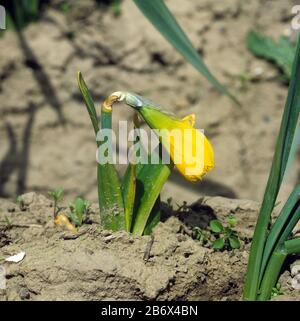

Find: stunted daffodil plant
77;72;214;235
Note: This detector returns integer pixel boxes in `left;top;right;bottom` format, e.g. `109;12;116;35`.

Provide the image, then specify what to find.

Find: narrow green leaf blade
143;196;161;236
97;109;125;231
244;35;300;300
260;184;300;282
125;115;162;235
24;0;39;15
77;71;99;136
133;0;238;104
258;246;287;301
122;163;136;232
75;197;85;216
131;162;172;236
285;238;300;254
77;74;125;231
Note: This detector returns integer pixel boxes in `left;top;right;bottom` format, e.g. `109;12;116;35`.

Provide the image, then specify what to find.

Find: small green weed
48;188;64;218
68;198;90;227
210;217;241;251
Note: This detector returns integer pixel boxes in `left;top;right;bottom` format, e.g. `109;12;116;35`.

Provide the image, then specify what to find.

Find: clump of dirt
0;192;254;301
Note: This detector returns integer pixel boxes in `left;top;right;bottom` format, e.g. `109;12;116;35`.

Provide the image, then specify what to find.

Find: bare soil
0;192;257;301
0;192;299;301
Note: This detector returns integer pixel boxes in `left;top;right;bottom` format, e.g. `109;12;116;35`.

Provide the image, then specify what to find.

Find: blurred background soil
0;0;299;205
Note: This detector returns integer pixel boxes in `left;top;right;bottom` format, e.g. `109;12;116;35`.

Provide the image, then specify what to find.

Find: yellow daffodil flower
111;92;214;182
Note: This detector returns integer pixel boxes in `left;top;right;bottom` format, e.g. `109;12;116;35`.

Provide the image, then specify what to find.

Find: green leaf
260;184;300;283
143;196;161;235
97;109;125;231
257;245;287;301
69;198;88;227
229;236;241;249
69;212;81;227
75;197;85;215
122;163;136;232
210;220;223;233
10;0;40;30
244;34;300;300
247;31;295;80
77;72;100;137
4;216;12;226
133;0;238;104
213;238;225;250
227;216;237;227
284;238;300;254
48;188;64;201
131;162;172;235
123;106;168;236
77;72;125;231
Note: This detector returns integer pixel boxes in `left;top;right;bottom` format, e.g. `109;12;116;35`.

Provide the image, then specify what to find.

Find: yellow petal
137;106;214;182
161;125;214;182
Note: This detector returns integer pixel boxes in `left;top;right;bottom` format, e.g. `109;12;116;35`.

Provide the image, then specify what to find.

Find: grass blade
133;0;238;104
244;34;300;300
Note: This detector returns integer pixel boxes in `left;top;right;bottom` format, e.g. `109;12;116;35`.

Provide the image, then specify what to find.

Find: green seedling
210;218;241;251
16;195;26;211
69;198;90;227
227;215;238;228
194;227;209;246
271;283;284;298
4;216;12;227
48;188;64;218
